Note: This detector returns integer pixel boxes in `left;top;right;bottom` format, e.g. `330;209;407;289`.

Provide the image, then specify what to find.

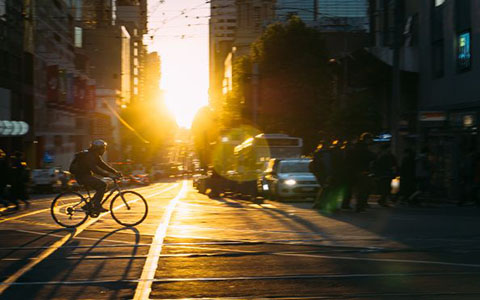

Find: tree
191;106;220;170
234;17;333;153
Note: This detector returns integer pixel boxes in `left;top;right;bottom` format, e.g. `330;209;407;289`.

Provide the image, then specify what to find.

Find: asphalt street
1;180;480;299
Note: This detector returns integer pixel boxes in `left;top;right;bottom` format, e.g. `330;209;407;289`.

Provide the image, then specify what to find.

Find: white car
31;168;63;192
259;158;319;201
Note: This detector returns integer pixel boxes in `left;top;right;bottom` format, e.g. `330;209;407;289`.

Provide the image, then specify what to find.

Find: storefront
419;111;478;201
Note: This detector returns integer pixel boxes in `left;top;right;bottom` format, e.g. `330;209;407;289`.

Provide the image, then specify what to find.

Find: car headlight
284;179;296;186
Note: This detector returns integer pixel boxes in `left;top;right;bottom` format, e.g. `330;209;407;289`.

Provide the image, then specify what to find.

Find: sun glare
148;0;210;129
161;44;209;128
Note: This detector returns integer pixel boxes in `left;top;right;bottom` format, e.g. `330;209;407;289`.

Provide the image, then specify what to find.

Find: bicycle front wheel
51;192;89;228
110;191;148;226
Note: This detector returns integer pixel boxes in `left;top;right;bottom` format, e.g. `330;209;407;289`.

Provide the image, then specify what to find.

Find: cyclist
70;140;121;213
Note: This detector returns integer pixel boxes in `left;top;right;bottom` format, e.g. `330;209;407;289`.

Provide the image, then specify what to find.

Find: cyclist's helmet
90;139;107;154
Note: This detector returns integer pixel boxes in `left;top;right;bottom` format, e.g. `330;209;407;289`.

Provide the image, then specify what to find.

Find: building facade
209;0;237;112
417;0;480;200
0;0;34;159
31;0;96;169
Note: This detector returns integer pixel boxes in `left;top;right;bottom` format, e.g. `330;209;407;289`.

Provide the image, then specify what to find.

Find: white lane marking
2;271;480;285
277;252;480;268
0;183;179;296
162;243;480;269
0;183;168;225
133;180;187;300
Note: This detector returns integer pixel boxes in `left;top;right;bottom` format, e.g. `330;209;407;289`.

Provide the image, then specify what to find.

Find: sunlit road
1;181;480;299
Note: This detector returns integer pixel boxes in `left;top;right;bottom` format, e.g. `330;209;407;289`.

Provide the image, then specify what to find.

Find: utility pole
251;62;259;125
391;0;402;156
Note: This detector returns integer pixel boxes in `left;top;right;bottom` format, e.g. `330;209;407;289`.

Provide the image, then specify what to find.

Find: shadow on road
2;227;141;299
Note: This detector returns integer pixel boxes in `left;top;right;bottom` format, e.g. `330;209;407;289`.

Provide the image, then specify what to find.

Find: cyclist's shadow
45;226;141;300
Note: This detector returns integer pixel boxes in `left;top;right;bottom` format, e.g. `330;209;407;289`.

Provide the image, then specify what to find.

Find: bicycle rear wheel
51;192;89;228
110;191;148;226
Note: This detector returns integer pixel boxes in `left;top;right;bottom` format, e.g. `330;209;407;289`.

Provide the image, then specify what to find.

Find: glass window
457;31;471;72
279;161;311;173
74;27;82;48
432;40;444;78
0;0;5;18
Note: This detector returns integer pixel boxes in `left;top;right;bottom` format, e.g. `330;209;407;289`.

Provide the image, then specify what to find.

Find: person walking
0;149;10;208
399;147;416;203
352;133;376;212
372;143;397;207
313;140;344;212
311;141;331;210
341;140;355;209
409;146;431;206
8;151;31;210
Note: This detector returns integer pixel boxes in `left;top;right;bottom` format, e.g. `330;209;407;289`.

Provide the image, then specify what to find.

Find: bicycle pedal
89;211;100;218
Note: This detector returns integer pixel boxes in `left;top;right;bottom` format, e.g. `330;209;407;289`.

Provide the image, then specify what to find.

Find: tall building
144;52;161;103
30;0;96;169
234;0;275;55
314;0;369;31
116;0;148;103
318;0;369;17
417;0;480;200
209;0;237;111
82;0;133;161
275;0;316;22
0;0;33;158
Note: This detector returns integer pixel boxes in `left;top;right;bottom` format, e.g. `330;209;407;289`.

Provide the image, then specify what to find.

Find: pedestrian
0;149;10;208
341;140;356;209
352;132;376;212
311;141;331;210
313;140;343;212
399;147;416;203
8;151;31;210
372;143;397;207
409;146;431;206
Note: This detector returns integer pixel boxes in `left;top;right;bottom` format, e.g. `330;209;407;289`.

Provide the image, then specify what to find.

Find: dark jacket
373;151;397;178
0;158;8;187
74;150;117;178
352;143;375;174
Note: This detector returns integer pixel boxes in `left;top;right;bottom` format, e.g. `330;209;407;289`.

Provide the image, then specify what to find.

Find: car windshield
279;161;310;173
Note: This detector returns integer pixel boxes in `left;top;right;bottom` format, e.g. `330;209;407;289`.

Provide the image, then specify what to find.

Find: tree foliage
237;17;333;152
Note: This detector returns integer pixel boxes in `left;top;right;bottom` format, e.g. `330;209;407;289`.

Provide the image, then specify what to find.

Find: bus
232;134;303;199
234;133;303;179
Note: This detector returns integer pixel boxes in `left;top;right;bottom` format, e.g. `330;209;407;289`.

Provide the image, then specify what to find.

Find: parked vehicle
31;168;63;193
258;158;319;201
232;133;303;199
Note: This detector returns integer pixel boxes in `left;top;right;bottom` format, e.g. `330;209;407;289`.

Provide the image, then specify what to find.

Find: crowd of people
0;149;30;211
309;132;480;213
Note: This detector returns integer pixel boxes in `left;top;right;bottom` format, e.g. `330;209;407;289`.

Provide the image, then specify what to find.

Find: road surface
1;180;480;299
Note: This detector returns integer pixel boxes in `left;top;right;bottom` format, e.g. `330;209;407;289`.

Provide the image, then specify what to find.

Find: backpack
69;150;88;175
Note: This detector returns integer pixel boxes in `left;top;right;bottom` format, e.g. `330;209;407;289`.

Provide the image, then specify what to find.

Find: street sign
419;111;446;122
0;121;29;136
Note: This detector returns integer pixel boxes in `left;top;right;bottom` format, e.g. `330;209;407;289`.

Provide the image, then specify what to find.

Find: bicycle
50;177;148;228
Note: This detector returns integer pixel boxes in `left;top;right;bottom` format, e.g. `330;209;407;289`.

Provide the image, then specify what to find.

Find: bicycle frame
85;178;132;210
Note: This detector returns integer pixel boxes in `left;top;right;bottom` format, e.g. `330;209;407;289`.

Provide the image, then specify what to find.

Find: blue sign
458;32;471;70
43;151;54;164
